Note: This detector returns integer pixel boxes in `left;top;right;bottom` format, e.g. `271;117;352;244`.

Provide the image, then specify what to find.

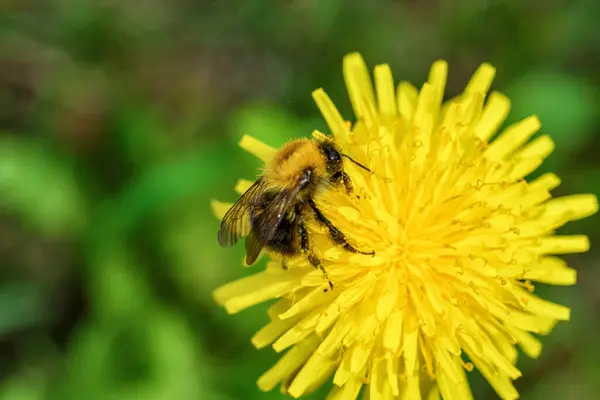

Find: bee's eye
327;148;341;163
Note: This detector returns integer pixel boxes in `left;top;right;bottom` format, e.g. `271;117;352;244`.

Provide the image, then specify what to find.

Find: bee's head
318;140;343;176
318;139;372;178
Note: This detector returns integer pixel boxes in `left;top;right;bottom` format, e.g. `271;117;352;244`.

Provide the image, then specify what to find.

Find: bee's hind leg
307;199;375;257
297;207;334;290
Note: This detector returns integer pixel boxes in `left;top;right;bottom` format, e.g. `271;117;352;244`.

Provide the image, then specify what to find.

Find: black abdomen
264;216;298;256
250;190;300;258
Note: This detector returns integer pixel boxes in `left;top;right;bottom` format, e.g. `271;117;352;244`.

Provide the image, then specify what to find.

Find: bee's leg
307;199;375;256
281;260;289;270
341;172;353;195
297;206;334;290
332;171;353;195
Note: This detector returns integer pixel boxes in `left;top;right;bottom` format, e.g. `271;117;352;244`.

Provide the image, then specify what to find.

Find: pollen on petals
213;53;598;400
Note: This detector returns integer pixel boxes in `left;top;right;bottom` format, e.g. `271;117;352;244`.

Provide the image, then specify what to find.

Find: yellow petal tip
239;135;277;163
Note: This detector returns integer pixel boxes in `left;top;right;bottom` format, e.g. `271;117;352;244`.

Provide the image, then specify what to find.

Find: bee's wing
244;231;263;265
254;183;304;245
218;178;267;247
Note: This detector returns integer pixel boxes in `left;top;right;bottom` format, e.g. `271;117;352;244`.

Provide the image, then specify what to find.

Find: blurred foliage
0;0;599;399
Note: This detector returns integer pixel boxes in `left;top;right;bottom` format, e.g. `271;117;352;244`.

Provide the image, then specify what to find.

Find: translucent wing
244;231;263;265
254;183;304;245
218;178;267;247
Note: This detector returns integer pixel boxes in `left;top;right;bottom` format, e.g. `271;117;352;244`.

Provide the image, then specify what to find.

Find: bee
217;136;375;289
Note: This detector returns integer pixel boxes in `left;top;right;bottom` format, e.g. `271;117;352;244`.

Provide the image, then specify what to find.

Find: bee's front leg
307;199;375;257
332;171;353;195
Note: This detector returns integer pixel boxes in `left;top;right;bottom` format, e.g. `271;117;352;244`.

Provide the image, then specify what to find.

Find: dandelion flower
212;53;598;400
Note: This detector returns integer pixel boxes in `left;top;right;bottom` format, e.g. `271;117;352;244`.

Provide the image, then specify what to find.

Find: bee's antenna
342;154;372;173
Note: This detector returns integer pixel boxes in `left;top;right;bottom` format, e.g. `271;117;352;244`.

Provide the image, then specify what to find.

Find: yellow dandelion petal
210;199;231;219
374;64;397;121
252;316;299;349
344;52;376;120
464;63;496;95
213;53;598;399
234;179;254;195
485;115;541;160
397;81;419;122
475;91;511;140
239;134;276;163
213;265;307;314
312;89;351;142
257;335;320;392
516;134;554;159
428;60;448;112
288;351;336;398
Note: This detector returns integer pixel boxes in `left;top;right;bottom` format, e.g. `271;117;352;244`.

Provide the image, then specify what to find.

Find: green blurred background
1;1;599;399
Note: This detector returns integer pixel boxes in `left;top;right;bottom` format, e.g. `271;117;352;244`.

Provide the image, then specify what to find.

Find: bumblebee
217;136;374;289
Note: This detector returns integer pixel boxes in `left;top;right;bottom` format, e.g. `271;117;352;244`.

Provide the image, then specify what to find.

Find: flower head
212;53;598;399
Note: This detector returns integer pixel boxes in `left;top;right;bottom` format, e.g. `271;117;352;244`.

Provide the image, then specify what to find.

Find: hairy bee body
263;139;329;195
218;136;374;288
